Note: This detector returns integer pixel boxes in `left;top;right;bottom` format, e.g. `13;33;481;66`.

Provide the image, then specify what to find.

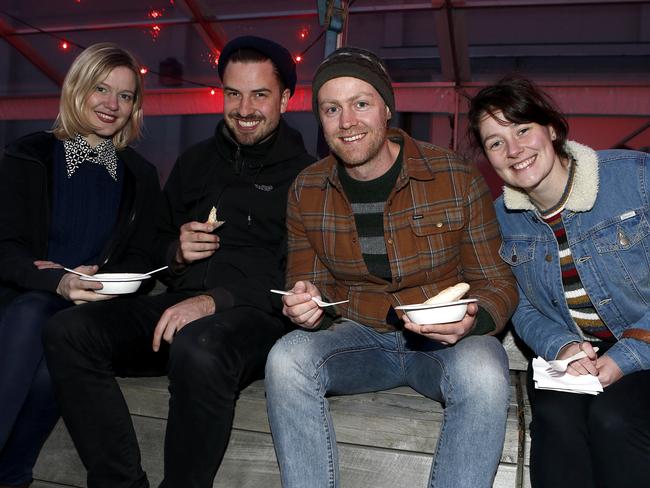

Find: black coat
0;131;161;299
158;119;315;313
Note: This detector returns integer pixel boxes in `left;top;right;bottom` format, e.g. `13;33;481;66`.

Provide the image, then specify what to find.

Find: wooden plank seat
33;329;533;488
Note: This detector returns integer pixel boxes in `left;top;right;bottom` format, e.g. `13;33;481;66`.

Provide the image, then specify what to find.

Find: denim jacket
495;141;650;375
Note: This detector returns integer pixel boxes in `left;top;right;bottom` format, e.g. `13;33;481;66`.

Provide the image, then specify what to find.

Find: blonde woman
0;43;160;487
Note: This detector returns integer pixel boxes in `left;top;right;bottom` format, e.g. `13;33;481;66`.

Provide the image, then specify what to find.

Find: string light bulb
210;88;216;95
140;66;148;75
294;55;303;63
148;9;163;19
59;40;70;51
298;27;309;40
149;24;162;41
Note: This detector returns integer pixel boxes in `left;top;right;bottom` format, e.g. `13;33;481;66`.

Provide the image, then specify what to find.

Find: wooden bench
32;330;533;488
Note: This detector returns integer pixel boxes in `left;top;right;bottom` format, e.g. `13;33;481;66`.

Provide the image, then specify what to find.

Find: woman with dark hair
468;76;650;488
0;43;160;487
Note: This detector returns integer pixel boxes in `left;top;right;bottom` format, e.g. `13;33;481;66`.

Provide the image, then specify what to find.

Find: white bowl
395;298;478;325
80;273;149;295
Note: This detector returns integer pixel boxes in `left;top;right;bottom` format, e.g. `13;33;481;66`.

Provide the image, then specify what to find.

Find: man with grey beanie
264;46;517;487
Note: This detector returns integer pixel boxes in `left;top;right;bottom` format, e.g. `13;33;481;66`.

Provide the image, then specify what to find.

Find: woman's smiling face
479;110;568;206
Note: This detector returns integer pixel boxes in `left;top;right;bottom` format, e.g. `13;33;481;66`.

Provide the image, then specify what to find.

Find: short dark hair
467;76;569;160
225;47;286;93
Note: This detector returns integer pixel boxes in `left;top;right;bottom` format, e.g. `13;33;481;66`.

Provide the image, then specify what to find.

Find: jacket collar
502;140;599;213
4;131;57;167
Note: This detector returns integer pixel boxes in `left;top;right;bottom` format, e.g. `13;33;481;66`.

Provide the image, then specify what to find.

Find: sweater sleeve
458;168;518;335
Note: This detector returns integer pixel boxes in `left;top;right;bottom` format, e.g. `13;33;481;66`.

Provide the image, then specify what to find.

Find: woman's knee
588;398;637;448
3;292;67;335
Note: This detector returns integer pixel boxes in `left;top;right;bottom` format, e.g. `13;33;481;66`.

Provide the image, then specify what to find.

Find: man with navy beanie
44;36;314;488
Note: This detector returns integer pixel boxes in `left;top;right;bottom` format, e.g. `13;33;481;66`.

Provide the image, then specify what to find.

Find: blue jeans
0;291;70;485
265;320;510;488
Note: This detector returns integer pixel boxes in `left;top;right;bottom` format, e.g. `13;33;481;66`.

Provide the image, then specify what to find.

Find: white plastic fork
270;289;349;307
547;346;599;373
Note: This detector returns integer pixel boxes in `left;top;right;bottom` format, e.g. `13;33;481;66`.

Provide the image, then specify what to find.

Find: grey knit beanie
312;46;395;116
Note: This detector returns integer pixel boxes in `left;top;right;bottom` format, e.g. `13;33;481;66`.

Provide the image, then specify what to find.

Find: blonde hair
52;43;144;149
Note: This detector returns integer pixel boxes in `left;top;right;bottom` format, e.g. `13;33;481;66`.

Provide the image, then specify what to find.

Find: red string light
148;9;164;19
298;27;309;40
294;55;303;63
149;24;161;41
59;40;70;51
140;66;148;75
210;88;216;95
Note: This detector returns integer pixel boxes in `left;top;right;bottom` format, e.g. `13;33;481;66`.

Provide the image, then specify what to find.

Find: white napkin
532;357;603;395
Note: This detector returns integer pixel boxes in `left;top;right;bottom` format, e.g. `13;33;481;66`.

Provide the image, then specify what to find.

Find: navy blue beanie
218;36;297;96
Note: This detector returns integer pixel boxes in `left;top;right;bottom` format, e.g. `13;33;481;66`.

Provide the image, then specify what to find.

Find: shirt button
436;222;444;228
396;276;402;283
387;238;393;245
545;254;553;262
552;299;558;307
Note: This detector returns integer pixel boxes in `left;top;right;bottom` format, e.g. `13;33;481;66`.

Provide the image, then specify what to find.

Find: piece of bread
207;206;225;228
424;282;470;305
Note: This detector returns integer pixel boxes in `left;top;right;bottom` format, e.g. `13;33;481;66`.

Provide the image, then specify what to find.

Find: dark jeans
43;292;285;488
0;291;70;486
527;364;650;488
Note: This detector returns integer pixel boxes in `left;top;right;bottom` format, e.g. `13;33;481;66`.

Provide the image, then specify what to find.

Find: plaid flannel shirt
286;128;517;332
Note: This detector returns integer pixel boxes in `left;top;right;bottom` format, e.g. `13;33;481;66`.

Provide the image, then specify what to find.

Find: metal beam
6;0;649;36
433;1;471;83
446;0;650;8
1;82;649;120
179;0;227;54
0;17;64;87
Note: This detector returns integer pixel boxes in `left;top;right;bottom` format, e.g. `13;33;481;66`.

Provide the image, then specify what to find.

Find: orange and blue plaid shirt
286;128;517;333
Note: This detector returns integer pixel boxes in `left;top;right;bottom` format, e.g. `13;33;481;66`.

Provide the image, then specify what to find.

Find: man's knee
43;306;107;363
265;331;317;390
449;336;510;403
169;319;250;386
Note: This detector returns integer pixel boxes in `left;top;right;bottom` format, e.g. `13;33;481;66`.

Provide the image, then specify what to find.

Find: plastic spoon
270;289;349;307
63;267;94;279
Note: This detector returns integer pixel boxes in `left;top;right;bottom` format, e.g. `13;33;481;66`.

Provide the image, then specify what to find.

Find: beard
325;125;386;168
225;111;277;146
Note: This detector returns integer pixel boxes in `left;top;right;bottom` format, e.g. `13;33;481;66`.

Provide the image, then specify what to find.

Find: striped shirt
338;146;403;281
540;162;615;342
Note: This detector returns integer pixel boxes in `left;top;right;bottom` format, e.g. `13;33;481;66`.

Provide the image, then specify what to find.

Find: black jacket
158;119;315;313
0;131;161;299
